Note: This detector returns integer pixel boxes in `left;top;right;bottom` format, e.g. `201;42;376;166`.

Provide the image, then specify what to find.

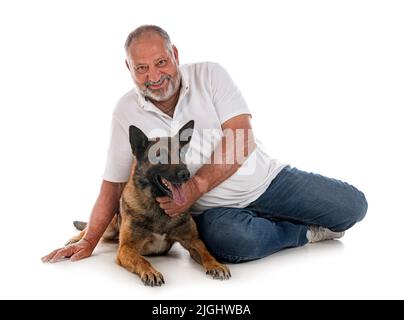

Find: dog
67;120;231;286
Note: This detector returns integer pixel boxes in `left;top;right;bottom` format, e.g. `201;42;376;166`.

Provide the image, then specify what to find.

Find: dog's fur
67;120;230;286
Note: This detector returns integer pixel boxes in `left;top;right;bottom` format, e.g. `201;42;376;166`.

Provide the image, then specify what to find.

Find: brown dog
67;120;230;286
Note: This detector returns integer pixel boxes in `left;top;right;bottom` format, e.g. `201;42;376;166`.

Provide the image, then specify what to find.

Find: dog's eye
154;150;160;161
158;149;168;164
149;155;159;164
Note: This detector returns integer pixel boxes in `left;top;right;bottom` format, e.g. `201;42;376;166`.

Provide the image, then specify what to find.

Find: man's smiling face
126;33;181;102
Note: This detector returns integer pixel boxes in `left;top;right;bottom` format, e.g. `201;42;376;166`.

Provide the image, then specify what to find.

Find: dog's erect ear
177;120;195;149
129;125;149;160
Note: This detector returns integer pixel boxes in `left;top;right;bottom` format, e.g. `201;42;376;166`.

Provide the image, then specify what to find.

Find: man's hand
41;238;96;263
157;178;202;218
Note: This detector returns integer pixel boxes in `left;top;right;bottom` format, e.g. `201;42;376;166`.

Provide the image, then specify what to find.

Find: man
42;25;367;264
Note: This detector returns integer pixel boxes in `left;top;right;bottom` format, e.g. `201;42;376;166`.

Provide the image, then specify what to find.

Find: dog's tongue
170;183;186;205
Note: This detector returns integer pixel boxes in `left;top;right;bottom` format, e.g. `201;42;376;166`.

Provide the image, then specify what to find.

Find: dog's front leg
173;219;231;280
178;237;231;280
116;241;165;286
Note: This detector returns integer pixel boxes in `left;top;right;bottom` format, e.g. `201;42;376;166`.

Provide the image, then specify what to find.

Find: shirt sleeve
210;63;251;124
102;116;133;183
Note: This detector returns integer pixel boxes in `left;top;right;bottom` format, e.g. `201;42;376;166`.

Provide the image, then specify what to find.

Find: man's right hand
41;238;95;263
41;180;123;263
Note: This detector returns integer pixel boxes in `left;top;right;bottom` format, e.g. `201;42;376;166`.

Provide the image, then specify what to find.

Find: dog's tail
73;221;88;231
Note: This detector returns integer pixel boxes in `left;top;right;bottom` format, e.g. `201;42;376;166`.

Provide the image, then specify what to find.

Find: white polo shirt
103;62;286;214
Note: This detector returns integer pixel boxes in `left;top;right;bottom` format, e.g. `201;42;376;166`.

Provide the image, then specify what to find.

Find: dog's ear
177;120;194;149
129;125;149;160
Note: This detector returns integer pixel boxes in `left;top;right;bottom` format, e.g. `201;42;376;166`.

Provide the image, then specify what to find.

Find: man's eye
157;60;167;67
136;66;148;73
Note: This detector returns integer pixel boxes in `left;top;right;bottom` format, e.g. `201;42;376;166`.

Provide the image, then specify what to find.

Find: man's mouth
146;77;169;90
149;80;166;90
156;176;187;205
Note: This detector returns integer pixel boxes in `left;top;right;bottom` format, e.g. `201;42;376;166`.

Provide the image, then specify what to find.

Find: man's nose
148;67;162;82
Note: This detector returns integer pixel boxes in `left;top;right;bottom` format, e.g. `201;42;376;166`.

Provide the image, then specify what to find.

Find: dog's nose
177;169;190;181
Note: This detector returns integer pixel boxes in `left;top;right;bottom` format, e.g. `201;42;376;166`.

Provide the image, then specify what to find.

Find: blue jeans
193;166;368;263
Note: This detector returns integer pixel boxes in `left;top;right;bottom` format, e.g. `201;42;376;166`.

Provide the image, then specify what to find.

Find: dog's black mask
128;120;194;203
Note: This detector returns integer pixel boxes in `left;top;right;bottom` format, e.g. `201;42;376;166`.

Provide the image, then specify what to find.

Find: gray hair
124;25;173;54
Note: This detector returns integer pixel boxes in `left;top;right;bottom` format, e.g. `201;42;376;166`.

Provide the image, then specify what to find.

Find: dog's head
129;120;194;205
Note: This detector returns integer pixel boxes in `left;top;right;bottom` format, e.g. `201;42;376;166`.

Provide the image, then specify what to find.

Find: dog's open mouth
156;176;187;205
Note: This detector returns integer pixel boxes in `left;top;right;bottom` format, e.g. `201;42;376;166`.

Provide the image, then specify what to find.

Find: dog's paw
64;232;84;246
64;238;79;246
206;263;231;280
140;270;165;287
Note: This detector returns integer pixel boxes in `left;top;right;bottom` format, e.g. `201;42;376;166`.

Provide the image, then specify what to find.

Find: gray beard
141;71;182;102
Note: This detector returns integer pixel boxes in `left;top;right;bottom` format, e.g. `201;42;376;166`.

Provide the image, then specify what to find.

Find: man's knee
355;190;368;222
204;232;259;264
194;208;260;263
334;187;368;231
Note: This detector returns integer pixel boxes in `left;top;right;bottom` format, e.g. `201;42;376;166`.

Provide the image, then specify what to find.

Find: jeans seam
216;251;267;263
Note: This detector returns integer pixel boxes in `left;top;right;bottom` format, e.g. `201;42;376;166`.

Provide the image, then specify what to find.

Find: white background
1;0;403;299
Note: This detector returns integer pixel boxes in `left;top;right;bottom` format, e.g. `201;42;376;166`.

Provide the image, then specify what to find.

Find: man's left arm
157;114;256;217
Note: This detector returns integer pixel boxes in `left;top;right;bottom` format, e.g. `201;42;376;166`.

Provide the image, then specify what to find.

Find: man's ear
177;120;194;149
172;45;179;65
129;125;149;161
125;59;130;71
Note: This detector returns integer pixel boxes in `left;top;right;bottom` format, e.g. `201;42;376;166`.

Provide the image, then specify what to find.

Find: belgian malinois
67;120;231;286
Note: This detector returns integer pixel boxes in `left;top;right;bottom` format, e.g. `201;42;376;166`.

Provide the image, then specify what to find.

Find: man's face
126;34;181;102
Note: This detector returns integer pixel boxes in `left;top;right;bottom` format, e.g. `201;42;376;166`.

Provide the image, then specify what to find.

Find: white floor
1;0;403;300
2;206;403;300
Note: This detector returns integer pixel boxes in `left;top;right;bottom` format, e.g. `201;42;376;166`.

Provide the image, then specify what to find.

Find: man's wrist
189;175;208;199
82;237;97;249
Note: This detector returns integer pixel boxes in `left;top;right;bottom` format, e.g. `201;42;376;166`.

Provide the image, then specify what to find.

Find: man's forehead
128;35;169;63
